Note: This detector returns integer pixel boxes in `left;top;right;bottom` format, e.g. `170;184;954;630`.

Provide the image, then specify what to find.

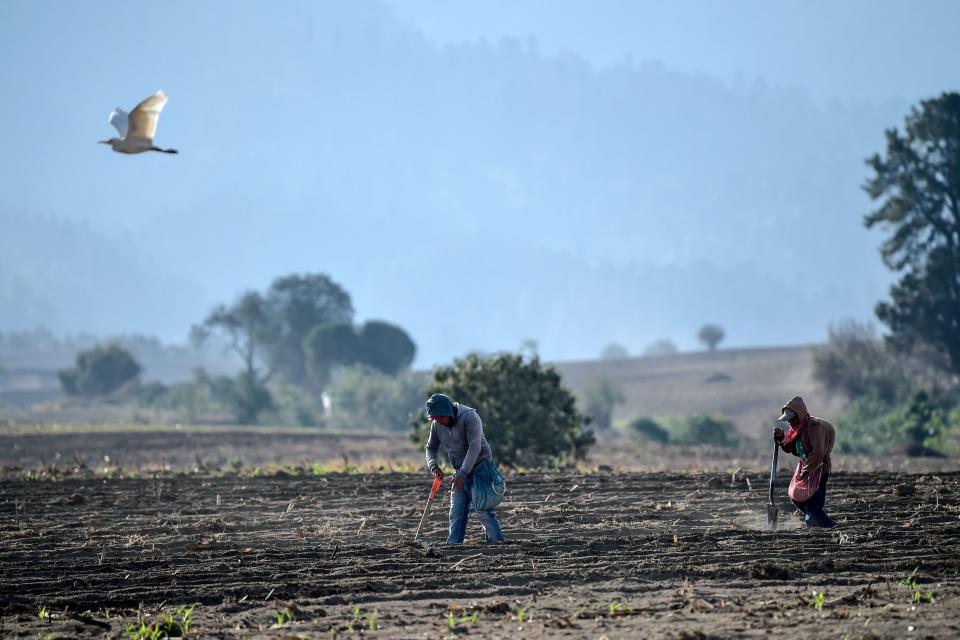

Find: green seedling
368;610;378;631
347;605;362;632
126;620;171;640
126;605;194;640
176;605;194;634
900;567;920;590
38;605;49;620
275;610;293;626
515;607;528;623
808;591;825;611
609;601;633;617
445;610;479;629
900;567;934;603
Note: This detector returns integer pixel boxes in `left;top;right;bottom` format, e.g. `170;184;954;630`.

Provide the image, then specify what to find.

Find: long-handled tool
767;429;780;529
414;475;443;543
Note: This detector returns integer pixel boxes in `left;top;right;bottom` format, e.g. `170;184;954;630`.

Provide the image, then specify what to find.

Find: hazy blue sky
389;0;960;105
1;1;958;369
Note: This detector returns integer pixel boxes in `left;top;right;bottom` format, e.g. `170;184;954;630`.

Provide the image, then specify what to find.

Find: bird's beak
97;140;109;144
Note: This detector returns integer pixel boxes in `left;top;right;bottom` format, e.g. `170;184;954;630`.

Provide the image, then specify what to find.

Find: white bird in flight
99;90;178;154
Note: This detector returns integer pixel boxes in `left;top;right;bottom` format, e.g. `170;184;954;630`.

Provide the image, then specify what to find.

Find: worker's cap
425;393;455;419
777;408;797;423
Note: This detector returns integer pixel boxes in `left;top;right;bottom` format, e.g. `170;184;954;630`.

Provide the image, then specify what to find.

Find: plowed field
2;470;959;638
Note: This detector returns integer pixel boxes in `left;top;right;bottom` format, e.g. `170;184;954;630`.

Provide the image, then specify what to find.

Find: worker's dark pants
791;470;835;528
447;473;503;544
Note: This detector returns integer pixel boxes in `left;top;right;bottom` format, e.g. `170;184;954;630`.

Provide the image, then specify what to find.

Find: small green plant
900;566;920;589
368;610;378;631
126;606;194;640
444;610;479;629
176;605;193;634
808;591;825;611
900;567;934;603
914;590;934;603
126;620;168;640
608;601;633;616
275;610;293;626
347;605;362;632
38;605;49;620
515;607;528;623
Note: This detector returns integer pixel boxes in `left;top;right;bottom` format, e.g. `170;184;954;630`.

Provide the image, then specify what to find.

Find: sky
1;1;958;369
389;0;960;105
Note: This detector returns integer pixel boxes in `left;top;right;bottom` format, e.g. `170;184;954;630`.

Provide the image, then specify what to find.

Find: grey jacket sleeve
455;411;483;478
425;423;441;471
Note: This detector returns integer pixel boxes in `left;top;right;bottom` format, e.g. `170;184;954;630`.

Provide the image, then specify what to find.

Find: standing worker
774;395;837;528
424;393;505;544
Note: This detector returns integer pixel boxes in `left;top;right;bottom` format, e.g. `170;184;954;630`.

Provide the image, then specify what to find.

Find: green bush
209;370;274;425
929;405;960;455
660;413;739;448
411;352;594;467
834;395;904;454
626;416;670;444
134;369;225;423
327;364;422;431
59;343;142;397
836;388;960;455
578;378;624;432
266;378;322;426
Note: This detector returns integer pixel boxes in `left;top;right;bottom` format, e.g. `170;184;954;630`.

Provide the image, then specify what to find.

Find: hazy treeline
0;327;236;382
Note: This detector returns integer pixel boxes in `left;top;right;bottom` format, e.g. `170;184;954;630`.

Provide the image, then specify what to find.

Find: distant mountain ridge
0;0;907;364
0;210;203;339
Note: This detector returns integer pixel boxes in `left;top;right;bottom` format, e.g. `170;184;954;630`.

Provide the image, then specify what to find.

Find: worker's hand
797;467;809;480
453;476;465;493
431;466;444;480
773;427;784;443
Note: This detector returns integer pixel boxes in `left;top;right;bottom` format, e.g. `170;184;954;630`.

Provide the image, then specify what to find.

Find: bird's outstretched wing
109;108;129;138
126;90;169;142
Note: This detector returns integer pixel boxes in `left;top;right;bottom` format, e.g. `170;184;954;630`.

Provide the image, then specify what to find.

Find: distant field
2;344;841;438
2;424;956;477
554;345;847;438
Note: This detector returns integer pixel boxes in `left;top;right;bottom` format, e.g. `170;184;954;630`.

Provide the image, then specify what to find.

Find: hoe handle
429;475;443;499
414;476;444;542
768;432;779;504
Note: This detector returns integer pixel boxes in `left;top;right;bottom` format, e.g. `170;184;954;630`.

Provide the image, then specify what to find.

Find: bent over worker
424;393;505;544
774;395;837;528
